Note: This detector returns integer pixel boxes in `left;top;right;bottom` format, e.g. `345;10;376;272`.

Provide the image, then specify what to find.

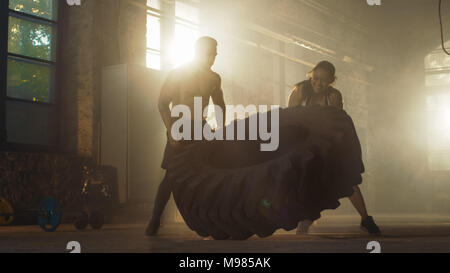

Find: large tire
167;105;364;240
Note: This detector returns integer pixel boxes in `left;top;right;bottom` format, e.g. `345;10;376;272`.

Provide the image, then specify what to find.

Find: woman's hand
295;106;347;144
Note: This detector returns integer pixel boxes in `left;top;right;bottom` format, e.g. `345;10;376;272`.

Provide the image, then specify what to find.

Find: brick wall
0;152;90;213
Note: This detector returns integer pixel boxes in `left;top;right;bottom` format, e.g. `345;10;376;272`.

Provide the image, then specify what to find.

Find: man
146;36;226;236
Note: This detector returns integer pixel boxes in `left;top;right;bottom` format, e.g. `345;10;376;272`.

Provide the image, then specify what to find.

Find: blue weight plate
37;197;62;232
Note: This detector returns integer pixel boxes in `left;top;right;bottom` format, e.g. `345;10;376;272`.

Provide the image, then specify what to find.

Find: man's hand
169;138;182;149
168;132;182;149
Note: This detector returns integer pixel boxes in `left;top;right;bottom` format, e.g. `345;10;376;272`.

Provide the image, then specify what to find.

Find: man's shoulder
170;65;189;76
204;71;221;89
167;65;192;81
166;67;181;79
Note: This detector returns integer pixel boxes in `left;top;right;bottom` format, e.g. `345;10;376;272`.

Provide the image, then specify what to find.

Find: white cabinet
101;64;166;204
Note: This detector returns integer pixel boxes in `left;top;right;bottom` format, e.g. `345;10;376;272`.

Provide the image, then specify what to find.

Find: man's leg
146;172;171;236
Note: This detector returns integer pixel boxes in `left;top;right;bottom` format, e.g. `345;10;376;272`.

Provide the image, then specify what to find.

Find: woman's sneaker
360;216;381;235
296;220;313;234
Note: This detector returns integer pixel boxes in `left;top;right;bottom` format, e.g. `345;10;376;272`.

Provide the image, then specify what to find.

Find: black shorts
161;120;209;169
161;137;176;170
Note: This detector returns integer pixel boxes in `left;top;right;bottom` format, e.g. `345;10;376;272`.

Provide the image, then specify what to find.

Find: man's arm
158;71;179;144
210;75;226;127
288;84;304;107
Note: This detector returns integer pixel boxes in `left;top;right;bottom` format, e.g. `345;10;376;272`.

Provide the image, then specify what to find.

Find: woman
289;61;380;235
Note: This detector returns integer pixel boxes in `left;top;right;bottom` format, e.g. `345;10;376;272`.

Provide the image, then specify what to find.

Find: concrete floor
1;214;450;253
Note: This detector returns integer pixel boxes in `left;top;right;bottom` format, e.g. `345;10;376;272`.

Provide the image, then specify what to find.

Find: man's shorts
161;136;176;170
161;120;209;169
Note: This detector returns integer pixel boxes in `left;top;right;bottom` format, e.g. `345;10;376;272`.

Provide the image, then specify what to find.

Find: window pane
176;1;199;24
173;22;199;67
427;93;450;170
8;16;56;61
427;94;450;146
427;93;450;112
146;51;161;70
425;42;450;171
147;0;161;10
6;100;56;146
147;15;161;51
7;57;53;103
425;51;450;70
9;0;58;21
425;73;450;87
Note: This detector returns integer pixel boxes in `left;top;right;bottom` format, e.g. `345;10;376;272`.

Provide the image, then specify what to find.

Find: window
173;1;200;68
146;0;162;70
146;0;200;70
0;0;58;149
425;42;450;170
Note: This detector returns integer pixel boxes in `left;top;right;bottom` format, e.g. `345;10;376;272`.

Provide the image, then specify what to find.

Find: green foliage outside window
7;2;56;103
5;0;58;145
8;16;54;62
7;58;52;103
9;0;57;21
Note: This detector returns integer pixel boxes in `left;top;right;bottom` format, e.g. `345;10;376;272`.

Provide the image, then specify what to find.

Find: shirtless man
146;36;226;236
289;61;381;235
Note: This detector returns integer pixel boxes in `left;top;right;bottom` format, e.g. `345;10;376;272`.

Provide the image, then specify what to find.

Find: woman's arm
288;84;304;107
328;89;344;109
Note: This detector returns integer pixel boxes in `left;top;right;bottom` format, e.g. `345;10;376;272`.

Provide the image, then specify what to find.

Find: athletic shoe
360;216;381;235
296;220;313;234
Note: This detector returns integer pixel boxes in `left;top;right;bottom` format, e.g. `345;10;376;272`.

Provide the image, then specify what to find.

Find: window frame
145;0;201;70
146;2;163;70
1;0;61;153
0;1;8;150
425;46;450;171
